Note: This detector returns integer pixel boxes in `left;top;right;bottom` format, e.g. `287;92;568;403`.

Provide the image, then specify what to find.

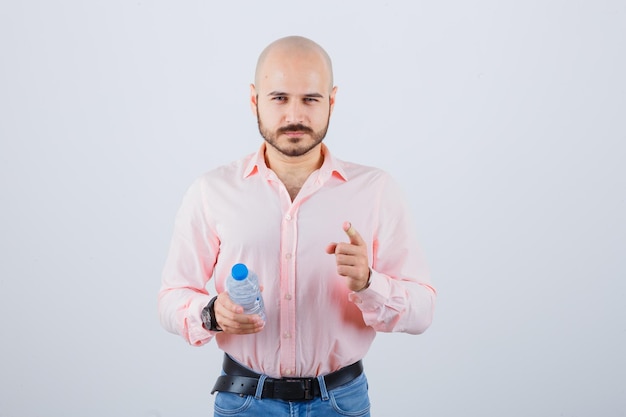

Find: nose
284;100;305;125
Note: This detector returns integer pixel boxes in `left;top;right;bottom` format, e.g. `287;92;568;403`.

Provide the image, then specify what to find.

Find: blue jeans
213;372;370;417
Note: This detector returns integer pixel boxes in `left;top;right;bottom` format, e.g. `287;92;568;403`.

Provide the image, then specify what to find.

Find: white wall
1;1;624;416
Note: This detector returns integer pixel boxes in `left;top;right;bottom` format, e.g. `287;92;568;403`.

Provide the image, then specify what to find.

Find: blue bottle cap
231;263;249;280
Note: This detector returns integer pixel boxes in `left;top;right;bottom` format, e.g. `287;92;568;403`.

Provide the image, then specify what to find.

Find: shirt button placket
280;209;298;375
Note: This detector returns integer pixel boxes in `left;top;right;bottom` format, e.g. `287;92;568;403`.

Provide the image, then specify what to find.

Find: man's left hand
326;221;371;291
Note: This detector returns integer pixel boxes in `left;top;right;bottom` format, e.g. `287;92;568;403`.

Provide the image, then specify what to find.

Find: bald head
254;36;334;91
250;36;337;160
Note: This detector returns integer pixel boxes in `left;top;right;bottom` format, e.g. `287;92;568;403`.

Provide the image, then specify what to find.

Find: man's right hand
213;291;265;334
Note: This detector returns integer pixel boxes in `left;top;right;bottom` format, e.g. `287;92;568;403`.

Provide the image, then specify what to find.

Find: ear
329;86;338;115
250;84;258;117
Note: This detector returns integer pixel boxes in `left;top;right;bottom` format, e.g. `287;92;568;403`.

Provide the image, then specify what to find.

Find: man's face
251;49;336;158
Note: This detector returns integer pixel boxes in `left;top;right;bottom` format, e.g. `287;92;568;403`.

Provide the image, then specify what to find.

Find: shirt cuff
348;269;390;310
186;295;214;346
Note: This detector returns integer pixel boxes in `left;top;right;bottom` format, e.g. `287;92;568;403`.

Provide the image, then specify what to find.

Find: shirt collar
243;143;348;182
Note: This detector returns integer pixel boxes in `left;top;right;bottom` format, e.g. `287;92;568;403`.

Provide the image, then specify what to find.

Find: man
158;35;436;416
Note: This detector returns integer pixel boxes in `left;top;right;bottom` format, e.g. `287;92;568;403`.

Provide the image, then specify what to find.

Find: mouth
283;130;306;137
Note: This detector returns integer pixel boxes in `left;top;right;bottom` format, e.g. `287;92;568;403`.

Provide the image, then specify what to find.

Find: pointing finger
343;221;365;246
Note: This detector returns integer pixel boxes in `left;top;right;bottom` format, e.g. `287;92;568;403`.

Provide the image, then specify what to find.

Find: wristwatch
201;296;222;332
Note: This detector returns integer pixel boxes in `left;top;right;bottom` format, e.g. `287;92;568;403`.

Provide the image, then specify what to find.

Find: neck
265;144;324;178
264;144;324;200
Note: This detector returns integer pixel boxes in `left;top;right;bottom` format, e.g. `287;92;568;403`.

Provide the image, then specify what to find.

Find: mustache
277;124;314;134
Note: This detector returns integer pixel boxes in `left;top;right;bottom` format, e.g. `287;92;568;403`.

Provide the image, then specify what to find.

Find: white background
1;1;624;416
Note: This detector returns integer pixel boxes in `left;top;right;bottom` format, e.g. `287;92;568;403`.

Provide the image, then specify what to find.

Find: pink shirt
158;144;436;378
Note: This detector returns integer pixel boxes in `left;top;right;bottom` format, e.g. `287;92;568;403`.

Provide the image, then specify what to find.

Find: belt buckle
301;378;314;400
280;378;314;400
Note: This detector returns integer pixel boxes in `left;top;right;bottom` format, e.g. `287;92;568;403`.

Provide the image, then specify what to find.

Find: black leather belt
211;354;364;401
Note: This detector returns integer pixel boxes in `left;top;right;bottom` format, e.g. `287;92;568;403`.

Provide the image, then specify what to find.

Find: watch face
202;298;221;331
202;306;212;328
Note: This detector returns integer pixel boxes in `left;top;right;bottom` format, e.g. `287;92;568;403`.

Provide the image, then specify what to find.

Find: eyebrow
267;91;325;98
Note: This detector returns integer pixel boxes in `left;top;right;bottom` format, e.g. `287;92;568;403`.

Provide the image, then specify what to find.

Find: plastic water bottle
227;263;266;322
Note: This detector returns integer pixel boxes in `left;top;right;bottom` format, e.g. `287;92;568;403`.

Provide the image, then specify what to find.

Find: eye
272;96;287;102
303;97;319;103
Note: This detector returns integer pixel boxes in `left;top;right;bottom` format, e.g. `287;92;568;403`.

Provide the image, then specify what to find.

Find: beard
257;107;331;157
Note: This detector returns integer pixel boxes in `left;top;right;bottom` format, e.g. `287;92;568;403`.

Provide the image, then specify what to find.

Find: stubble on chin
258;125;326;158
266;136;321;157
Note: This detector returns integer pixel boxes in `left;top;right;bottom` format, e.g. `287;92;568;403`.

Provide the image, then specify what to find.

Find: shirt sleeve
348;174;436;335
158;177;220;346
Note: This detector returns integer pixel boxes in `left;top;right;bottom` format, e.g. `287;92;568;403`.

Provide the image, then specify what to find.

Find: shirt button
284;294;292;300
353;297;362;304
284;369;293;376
285;253;292;260
285;214;292;221
283;331;291;339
